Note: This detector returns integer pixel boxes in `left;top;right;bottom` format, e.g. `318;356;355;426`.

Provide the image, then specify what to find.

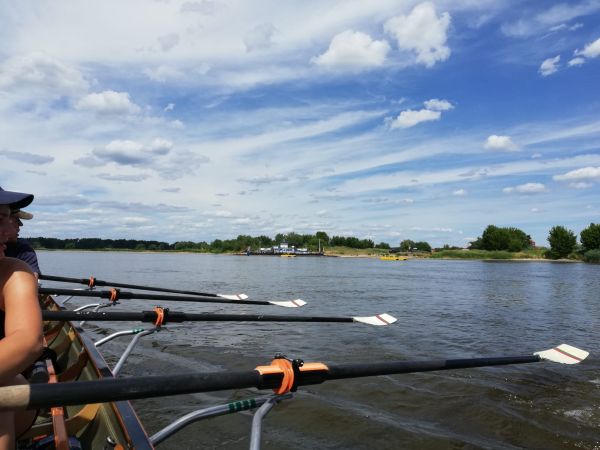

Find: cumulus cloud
503;182;546;194
0;52;88;99
575;37;600;59
2;151;54;164
244;23;277;52
75;138;178;168
390;108;440;129
312;30;390;70
553;166;600;181
149;138;174;155
539;55;560;76
75;90;141;115
424;98;453;111
452;188;467;196
389;98;453;129
568;57;585;66
484;135;519;151
384;2;451;68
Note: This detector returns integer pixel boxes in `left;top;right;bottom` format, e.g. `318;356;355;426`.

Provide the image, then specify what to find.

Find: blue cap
0;186;34;209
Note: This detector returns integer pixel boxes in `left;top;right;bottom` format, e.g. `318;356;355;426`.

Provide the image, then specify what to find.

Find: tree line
468;223;600;262
27;232;391;253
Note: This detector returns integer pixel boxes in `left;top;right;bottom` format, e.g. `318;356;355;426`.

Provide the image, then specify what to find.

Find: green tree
547;226;577;259
479;225;531;251
414;241;432;252
580;223;600;251
399;239;414;252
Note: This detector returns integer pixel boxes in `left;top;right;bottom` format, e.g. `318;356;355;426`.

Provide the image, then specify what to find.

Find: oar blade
268;299;307;308
217;293;249;300
352;313;397;326
534;344;589;364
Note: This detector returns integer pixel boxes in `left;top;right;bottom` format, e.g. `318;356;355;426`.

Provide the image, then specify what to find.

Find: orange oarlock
109;288;120;303
255;358;329;394
153;307;165;327
88;276;96;289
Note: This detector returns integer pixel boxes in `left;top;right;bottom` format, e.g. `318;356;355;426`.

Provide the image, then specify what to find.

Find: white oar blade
217;293;249;300
268;299;307;308
353;313;397;326
535;344;589;365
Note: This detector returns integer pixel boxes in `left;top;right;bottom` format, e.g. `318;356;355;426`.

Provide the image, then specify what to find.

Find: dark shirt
5;238;41;275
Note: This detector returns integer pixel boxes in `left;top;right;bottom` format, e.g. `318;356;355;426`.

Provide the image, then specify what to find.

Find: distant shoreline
34;248;586;262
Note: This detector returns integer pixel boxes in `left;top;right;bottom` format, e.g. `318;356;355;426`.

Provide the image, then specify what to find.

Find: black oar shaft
327;355;541;379
38;287;265;306
1;354;542;410
42;310;353;324
39;274;222;298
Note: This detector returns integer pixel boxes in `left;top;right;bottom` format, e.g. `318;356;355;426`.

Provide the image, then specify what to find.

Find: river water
38;251;600;449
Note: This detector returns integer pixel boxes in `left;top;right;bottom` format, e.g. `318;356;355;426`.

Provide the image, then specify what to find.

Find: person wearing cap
5;209;40;276
0;187;43;448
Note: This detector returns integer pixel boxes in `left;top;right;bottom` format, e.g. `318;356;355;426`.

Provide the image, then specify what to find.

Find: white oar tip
217;293;249;300
353;313;397;326
269;299;307;308
535;344;589;365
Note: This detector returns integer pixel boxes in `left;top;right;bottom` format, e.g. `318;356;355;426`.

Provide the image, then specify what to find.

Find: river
38;251;600;449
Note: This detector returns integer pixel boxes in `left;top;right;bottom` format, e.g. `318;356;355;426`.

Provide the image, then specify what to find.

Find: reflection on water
38;252;600;449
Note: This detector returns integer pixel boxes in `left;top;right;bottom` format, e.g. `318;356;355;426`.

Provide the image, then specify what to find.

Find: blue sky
1;0;599;247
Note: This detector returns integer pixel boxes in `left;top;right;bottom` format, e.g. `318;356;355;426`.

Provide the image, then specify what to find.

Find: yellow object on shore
379;255;407;261
280;254;297;257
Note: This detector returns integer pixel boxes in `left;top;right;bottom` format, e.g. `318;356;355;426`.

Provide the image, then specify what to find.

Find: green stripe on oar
39;274;248;299
38;287;305;308
0;344;587;411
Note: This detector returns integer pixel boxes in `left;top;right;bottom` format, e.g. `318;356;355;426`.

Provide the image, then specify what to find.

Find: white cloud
384;2;451;68
424;98;453;111
568;57;585;66
0;52;88;98
553;166;600;181
2;151;54;165
389;108;441;129
389;98;453;129
539;55;560;76
312;30;390;70
502;182;546;194
484;135;519;151
452;188;467;196
164;103;175;111
576;37;600;59
149;138;173;155
75;90;141;115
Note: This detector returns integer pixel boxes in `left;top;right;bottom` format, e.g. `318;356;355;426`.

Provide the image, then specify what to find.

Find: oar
0;344;587;410
38;274;249;300
42;310;397;326
38;287;305;308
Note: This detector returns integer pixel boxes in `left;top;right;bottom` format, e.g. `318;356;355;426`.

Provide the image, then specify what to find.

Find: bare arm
0;259;43;385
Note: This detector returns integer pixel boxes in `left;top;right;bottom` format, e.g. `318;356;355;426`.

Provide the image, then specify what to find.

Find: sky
0;0;599;248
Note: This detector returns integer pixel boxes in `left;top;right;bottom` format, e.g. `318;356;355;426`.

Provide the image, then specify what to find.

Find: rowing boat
20;294;153;449
6;277;589;450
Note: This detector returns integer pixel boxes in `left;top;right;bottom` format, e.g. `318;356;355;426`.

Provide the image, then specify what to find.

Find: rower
0;187;43;450
5;209;40;277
